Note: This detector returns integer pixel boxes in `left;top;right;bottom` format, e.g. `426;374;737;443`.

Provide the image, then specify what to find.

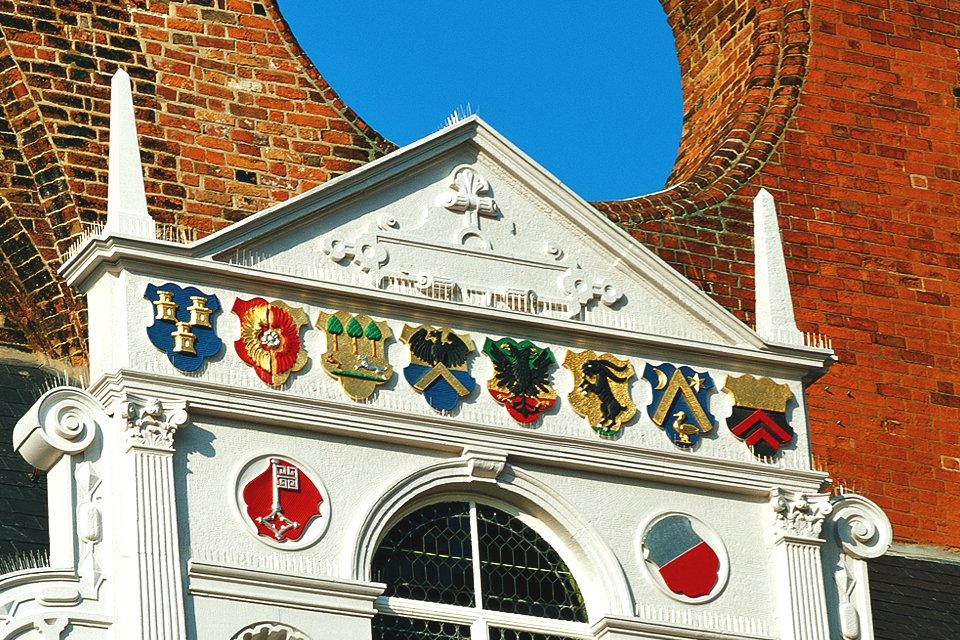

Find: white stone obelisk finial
106;68;153;239
754;188;803;346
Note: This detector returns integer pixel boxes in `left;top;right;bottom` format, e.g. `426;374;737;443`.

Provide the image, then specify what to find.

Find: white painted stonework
2;80;891;640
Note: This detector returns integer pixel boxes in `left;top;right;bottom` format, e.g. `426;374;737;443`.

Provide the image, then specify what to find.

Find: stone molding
189;561;382;619
91;369;829;497
592;614;774;640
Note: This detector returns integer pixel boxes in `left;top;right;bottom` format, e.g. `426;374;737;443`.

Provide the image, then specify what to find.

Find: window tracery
371;501;587;640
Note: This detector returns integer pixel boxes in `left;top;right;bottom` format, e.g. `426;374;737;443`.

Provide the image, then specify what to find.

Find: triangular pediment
193;117;757;348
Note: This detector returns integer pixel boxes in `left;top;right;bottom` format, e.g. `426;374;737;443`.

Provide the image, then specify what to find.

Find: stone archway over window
371;500;588;640
232;622;311;640
348;456;634;619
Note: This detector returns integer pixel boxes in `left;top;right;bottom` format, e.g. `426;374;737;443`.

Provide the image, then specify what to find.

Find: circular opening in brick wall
277;0;681;201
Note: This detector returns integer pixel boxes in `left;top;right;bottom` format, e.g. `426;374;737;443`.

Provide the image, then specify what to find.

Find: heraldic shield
318;311;393;401
642;363;715;449
723;375;795;457
400;324;476;412
233;297;309;387
145;282;222;372
643;514;721;599
483;337;557;424
242;458;323;542
564;350;636;436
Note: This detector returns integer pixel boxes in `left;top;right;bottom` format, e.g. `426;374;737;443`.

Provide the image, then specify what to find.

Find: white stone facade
0;74;891;640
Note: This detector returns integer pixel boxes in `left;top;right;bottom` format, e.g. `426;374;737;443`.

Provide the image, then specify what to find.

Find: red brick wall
598;0;960;548
0;0;392;362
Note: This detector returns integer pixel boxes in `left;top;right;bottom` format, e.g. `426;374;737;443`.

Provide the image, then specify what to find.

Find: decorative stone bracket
463;447;508;482
826;495;892;640
12;387;105;471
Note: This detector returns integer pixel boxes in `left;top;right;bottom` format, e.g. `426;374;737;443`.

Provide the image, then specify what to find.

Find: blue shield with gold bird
642;363;714;448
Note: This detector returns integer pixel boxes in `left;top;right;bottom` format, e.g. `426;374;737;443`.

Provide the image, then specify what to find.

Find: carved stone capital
118;397;189;450
771;488;833;541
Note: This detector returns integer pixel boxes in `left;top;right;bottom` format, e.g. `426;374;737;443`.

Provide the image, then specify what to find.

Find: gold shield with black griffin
564;350;635;436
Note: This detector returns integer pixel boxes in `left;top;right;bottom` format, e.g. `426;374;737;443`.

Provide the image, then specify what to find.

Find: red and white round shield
640;512;728;602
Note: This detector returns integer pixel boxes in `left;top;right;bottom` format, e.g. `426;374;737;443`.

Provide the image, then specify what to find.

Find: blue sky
276;1;682;202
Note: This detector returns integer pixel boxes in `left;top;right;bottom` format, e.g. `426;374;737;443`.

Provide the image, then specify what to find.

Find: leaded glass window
372;501;588;640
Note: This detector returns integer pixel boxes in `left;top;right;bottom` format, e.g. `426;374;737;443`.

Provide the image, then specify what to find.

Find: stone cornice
187;561;383;617
63;239;833;380
592;614;774;640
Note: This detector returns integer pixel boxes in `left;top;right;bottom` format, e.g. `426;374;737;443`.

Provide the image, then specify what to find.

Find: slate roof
0;361;56;560
871;553;960;638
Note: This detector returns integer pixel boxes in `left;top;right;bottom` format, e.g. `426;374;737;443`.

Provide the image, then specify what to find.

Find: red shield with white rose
241;458;323;542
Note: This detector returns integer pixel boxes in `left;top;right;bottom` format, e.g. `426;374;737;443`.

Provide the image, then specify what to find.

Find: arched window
371;501;588;640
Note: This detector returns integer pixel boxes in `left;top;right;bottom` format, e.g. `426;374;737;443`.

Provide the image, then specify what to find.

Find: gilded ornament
233;297;309;387
563;350;636;436
318;311;393;401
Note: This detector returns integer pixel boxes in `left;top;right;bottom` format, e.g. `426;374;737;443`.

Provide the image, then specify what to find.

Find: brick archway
595;0;810;222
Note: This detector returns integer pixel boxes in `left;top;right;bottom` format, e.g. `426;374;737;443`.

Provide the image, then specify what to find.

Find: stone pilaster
770;488;833;640
117;397;189;640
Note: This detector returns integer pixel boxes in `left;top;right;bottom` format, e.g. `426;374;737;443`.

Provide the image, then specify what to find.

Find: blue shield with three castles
145;283;222;372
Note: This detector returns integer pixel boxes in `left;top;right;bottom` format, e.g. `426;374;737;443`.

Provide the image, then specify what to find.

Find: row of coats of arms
146;283;795;455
